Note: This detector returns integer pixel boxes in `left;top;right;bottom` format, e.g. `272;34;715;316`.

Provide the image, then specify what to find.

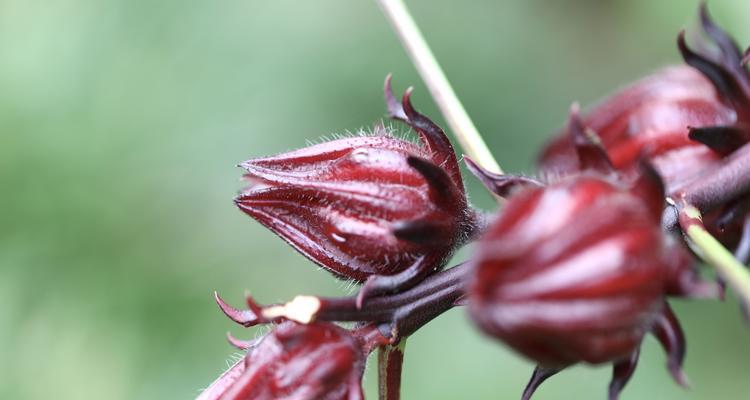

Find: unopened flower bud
468;169;717;399
537;5;750;249
201;321;369;400
236;76;478;303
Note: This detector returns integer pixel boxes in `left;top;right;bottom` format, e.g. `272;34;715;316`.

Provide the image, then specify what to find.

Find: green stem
679;205;750;311
375;0;502;174
378;339;408;400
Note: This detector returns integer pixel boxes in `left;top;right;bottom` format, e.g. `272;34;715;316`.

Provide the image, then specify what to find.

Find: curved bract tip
567;103;615;175
464;156;543;198
225;332;258;350
608;348;641;400
520;366;562;400
384;75;463;188
384;74;407;121
632;157;667;221
651;302;691;389
214;291;263;327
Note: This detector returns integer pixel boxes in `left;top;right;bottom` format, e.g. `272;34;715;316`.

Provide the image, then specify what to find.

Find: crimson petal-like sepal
677;30;750;114
236;77;477;301
679;5;750;157
538;64;732;192
688;125;750;156
698;3;750;103
651;301;690;388
631;159;667;220
520;366;562;400
542;0;750;197
214;291;264;327
203;322;371;400
464;156;543;198
539;5;750;254
384;75;463;189
405;155;464;208
225;332;258;351
608;348;640;400
468;172;715;399
567;103;615;175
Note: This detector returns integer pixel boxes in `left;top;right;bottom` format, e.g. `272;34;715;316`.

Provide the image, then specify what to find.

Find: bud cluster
199;4;750;400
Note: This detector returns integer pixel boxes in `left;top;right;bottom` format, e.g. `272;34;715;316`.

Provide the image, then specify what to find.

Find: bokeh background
2;0;750;398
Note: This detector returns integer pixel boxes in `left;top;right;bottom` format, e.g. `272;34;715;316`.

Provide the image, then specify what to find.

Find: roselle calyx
235;76;478;304
467;167;718;400
537;5;750;248
198;321;378;400
538;64;731;190
538;4;750;190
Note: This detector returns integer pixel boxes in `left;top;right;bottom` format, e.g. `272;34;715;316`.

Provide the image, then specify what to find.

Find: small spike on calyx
226;332;257;350
384;74;407;121
392;220;446;244
214;291;262;327
688;125;750;156
651;302;690;388
630;159;667;221
677;30;749;111
521;366;562;400
464;156;543;197
407;156;458;204
567;103;615;174
608;348;640;400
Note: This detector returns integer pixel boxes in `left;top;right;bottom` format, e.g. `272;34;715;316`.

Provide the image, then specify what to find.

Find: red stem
314;262;467;339
663;142;750;229
378;343;406;400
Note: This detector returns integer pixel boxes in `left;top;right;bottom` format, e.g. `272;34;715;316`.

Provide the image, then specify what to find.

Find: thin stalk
378;339;407;400
376;0;503;174
679;205;750;314
215;263;469;339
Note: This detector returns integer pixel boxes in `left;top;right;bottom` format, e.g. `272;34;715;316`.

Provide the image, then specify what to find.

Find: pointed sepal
632;159;667;222
651;301;690;388
608;348;641;400
464;156;543;197
407;155;464;210
688;125;750;156
568;103;615;174
385;75;463;188
356;255;433;308
521;366;563;400
678;30;750;113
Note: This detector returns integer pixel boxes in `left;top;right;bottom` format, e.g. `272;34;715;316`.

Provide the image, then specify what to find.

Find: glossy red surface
468;174;706;367
219;322;366;400
538;65;731;194
235;87;474;284
538;8;750;251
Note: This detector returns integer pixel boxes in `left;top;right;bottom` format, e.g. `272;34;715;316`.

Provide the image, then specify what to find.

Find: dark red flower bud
539;5;750;185
537;4;750;251
235;76;477;302
467;170;718;399
200;321;369;400
538;64;730;189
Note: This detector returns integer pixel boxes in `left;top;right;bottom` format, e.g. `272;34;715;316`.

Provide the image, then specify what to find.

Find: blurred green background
2;0;750;399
